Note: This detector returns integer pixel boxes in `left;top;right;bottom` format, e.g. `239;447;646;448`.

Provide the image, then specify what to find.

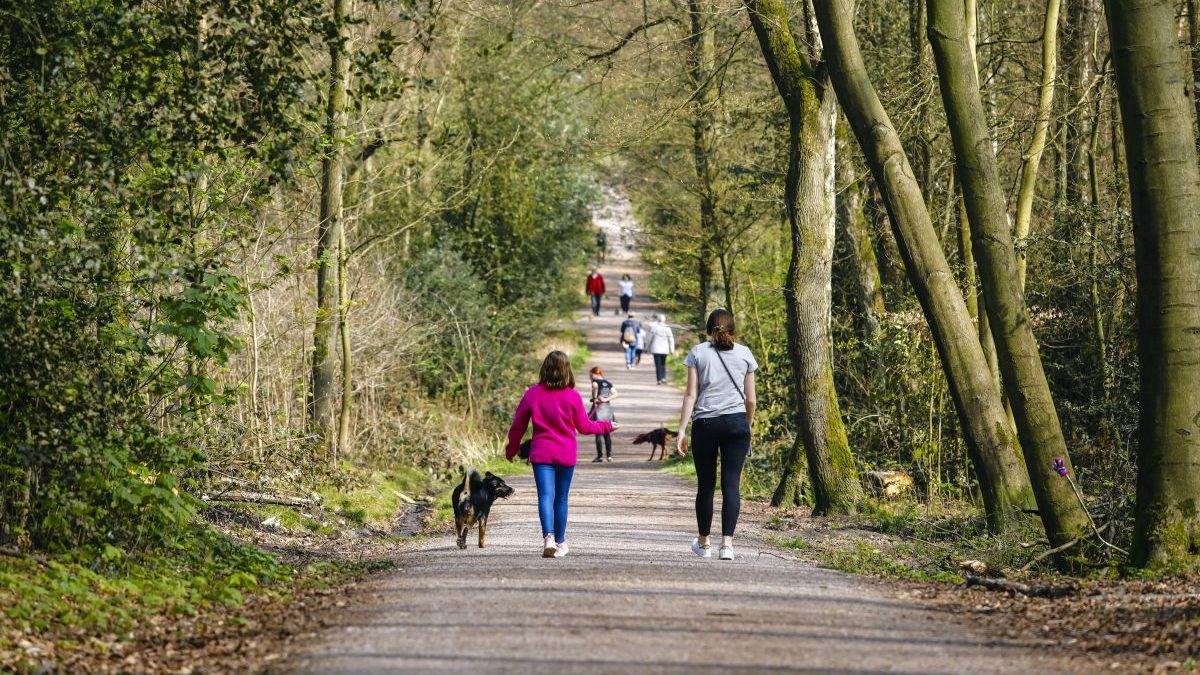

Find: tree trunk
1060;0;1097;205
688;0;721;321
812;0;1034;532
837;118;885;339
1012;0;1063;290
745;0;861;516
907;0;935;198
1104;0;1200;569
311;0;350;458
337;223;352;465
1188;0;1200;138
772;435;809;507
927;0;1091;548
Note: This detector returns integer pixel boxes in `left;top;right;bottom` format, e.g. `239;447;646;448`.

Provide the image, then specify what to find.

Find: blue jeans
590;294;602;316
624;344;637;366
532;462;575;543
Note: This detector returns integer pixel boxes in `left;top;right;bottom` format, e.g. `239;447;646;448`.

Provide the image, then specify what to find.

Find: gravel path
285;192;1077;674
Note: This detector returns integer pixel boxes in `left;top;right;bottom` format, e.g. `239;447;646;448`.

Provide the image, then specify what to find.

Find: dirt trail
285;191;1077;674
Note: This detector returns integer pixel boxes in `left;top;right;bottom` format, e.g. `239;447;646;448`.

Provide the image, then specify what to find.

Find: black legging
620;294;632;313
692;413;751;537
595;432;612;459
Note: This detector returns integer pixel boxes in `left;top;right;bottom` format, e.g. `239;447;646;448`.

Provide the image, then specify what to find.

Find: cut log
863;470;914;498
202;491;317;508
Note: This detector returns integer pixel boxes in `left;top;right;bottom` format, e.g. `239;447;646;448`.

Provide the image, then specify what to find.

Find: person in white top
617;273;634;314
645;314;676;385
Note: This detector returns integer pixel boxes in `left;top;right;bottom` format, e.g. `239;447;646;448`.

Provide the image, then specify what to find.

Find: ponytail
706;309;736;351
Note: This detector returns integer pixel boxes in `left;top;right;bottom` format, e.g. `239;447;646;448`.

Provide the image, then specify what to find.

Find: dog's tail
632;432;652;444
460;467;482;497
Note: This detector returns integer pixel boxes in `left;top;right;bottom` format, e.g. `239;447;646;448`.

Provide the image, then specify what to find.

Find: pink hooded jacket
505;384;613;466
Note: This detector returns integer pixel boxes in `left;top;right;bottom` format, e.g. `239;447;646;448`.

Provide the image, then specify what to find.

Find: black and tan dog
452;468;514;549
633;427;679;461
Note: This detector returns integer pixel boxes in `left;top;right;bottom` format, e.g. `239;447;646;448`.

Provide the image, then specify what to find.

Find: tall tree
837;119;885;339
1012;0;1063;289
811;0;1034;531
687;0;720;323
1059;0;1097;205
744;0;861;515
1104;0;1200;569
311;0;351;461
927;0;1091;548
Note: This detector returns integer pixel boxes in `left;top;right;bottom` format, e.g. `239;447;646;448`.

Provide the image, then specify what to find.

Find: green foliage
813;541;964;584
0;0;320;551
0;529;294;636
432;27;597;311
318;466;429;529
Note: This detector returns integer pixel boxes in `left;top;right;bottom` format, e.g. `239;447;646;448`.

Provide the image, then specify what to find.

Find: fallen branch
0;546;54;567
1020;536;1081;572
964;574;1077;598
203;491;317;508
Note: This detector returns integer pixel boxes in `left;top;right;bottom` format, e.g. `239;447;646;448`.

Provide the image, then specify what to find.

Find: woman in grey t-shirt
674;309;757;560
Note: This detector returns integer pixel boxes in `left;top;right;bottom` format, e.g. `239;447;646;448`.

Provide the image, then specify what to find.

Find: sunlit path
284;190;1078;674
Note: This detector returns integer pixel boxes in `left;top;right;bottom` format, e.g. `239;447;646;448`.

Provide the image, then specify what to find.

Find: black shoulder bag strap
712;344;745;403
712;344;750;455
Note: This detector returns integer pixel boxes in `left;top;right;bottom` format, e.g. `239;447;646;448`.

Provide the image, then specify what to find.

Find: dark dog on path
452;468;514;549
633;428;678;461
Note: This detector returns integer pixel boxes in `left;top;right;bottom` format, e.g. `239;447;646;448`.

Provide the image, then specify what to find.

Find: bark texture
311;0;350;457
927;0;1090;547
745;0;861;515
1104;0;1200;569
687;0;719;323
837;120;885;339
812;0;1034;531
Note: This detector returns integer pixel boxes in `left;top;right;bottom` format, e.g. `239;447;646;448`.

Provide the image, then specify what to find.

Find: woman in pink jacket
507;351;618;557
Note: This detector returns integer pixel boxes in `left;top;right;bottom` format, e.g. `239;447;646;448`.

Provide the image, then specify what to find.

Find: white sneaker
543;535;557;558
554;542;570;558
691;538;712;558
719;545;735;560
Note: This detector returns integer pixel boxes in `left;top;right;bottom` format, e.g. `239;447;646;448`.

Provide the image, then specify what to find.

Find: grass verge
0;528;377;673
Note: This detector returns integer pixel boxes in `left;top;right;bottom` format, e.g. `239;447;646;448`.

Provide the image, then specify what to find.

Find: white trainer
543;535;557;558
691;538;712;558
719;545;735;560
554;542;570;558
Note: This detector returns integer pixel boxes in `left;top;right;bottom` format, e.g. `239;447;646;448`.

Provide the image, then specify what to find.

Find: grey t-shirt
684;341;758;419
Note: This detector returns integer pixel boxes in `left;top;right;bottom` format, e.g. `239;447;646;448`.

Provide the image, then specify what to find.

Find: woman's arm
602;385;618;403
572;392;616;434
505;392;533;461
743;371;757;426
675;366;698;455
590;380;599;403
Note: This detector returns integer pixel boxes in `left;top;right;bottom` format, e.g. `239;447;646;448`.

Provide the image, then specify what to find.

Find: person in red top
585;268;606;318
506;351;617;557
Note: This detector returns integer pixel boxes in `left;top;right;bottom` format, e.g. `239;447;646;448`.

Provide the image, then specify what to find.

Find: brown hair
539;351;576;390
589;366;604;377
706;308;736;351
